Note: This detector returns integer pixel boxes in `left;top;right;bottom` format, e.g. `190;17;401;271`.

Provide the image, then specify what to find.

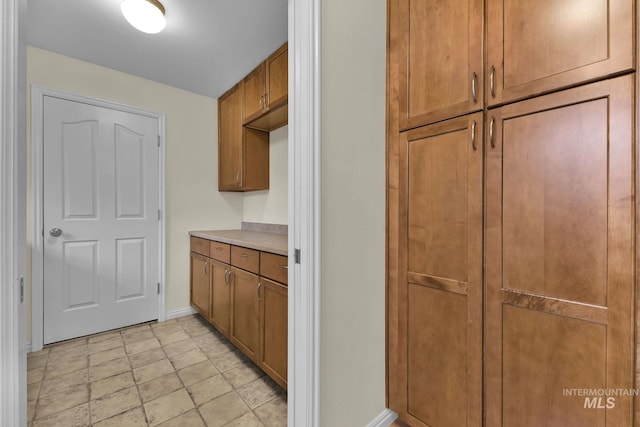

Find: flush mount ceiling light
121;0;166;34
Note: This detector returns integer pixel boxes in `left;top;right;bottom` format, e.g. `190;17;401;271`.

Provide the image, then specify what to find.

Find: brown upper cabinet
218;42;287;192
393;0;484;131
486;0;633;106
218;81;269;192
244;42;289;132
243;63;267;120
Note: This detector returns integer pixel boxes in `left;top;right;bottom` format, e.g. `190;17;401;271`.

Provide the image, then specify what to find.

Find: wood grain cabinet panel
260;278;288;390
230;266;260;362
190;236;210;257
487;0;633;106
190;252;210;318
394;0;483;130
210;259;231;338
218;82;269;192
260;252;288;285
397;112;483;426
231;246;260;274
485;76;634;427
244;43;288;132
243;63;266;121
267;44;288;110
209;241;230;264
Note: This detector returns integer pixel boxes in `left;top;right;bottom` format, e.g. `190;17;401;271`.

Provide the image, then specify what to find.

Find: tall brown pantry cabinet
386;1;637;426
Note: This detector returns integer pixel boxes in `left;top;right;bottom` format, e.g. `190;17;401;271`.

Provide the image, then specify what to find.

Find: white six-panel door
43;95;160;344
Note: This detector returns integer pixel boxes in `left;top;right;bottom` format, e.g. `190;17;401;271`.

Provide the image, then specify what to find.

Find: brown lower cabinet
209;259;231;338
189;236;288;390
260;278;288;388
189;252;210;319
230;266;261;362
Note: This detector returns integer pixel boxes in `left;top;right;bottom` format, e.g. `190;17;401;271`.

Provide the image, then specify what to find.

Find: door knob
49;228;62;237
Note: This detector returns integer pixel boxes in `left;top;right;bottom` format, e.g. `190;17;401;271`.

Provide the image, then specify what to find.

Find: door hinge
42;228;44;237
19;276;24;303
157;135;161;147
294;248;301;264
158;209;161;221
157;283;161;294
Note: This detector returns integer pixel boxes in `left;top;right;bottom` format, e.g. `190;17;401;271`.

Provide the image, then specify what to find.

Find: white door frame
31;87;166;351
288;0;321;425
1;0;26;425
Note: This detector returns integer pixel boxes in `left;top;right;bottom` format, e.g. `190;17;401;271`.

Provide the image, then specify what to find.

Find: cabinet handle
204;261;209;275
471;120;477;151
224;269;229;284
257;281;263;301
228;270;233;285
260;95;264;109
471;72;477;102
490;65;495;97
279;264;288;270
236;171;240;184
265;93;268;108
489;117;495;149
240;253;248;258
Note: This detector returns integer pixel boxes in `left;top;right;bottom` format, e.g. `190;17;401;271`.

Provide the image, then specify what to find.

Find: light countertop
190;229;288;256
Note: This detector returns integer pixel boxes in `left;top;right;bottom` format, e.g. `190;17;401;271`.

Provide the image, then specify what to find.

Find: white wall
243;125;288;225
320;0;387;425
26;46;244;337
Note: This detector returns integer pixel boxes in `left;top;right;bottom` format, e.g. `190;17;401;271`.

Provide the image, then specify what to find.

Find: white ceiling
27;0;288;99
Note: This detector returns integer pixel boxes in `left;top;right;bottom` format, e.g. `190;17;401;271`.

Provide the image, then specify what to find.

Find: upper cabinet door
243;63;266;121
267;43;288;110
393;0;483;131
487;0;634;106
218;83;244;190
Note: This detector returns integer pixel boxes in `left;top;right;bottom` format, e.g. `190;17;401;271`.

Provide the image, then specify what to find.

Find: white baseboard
367;409;398;427
164;307;197;321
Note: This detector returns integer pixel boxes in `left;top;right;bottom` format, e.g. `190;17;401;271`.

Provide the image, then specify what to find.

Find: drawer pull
240;254;248;258
471;120;476;151
471;71;477;102
489;117;495;149
490;64;495;97
215;247;224;251
279;264;288;270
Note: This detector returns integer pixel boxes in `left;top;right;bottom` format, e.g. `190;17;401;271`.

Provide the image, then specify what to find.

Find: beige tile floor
27;315;287;427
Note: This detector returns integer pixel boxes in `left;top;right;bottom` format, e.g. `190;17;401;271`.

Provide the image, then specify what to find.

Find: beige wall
243;125;288;225
26;46;245;337
320;0;387;425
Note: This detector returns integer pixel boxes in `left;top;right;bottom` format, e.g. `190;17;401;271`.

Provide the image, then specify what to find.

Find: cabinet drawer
209;241;230;263
190;236;209;257
231;246;260;274
260;252;288;285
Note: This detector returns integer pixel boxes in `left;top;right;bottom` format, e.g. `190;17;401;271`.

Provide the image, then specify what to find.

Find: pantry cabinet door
393;0;483;130
486;0;633;106
485;76;634;427
396;112;483;426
